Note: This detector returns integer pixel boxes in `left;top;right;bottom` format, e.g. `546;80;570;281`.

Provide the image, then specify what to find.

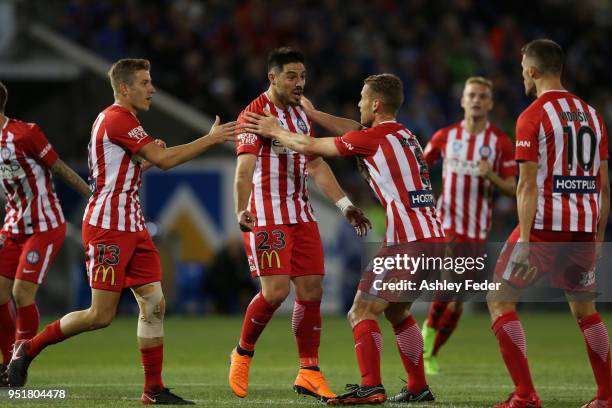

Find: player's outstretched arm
50;158;91;198
241;111;341;157
516;161;538;242
235;153;257;232
300;96;362;135
306;157;372;237
137;116;236;170
597;160;609;242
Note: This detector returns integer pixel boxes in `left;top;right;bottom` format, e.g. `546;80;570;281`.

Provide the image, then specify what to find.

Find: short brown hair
364;74;404;114
521;39;564;75
0;82;7;113
108;58;151;95
465;76;493;93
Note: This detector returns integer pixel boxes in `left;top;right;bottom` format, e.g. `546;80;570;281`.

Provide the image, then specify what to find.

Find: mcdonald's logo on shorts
94;264;116;286
260;250;281;269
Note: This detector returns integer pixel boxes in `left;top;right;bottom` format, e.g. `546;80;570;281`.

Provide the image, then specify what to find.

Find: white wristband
335;196;353;214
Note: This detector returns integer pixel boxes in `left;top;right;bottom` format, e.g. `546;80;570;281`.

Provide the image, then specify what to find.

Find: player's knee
134;282;164;338
12;288;36;308
347;301;371;327
88;308;115;329
384;307;408;326
568;301;597;320
261;286;290;305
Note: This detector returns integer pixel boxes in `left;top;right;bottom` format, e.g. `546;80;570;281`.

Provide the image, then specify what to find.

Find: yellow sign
94;264;115;285
260;250;281;269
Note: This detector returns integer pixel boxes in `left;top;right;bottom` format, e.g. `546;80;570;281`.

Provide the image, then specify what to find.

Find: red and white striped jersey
515;90;608;233
423;122;517;240
334;121;444;244
236;93;316;226
83;104;154;232
0;118;64;234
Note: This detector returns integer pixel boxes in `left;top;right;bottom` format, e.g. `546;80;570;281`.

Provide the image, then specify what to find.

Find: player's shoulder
240;93;269;116
437;122;462;136
5;118;42;139
102;104;140;124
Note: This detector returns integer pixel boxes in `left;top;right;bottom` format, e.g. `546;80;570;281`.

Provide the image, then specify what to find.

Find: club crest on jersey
0;147;11;161
296;116;308;133
452;141;462;152
26;250;40;264
479;145;492;159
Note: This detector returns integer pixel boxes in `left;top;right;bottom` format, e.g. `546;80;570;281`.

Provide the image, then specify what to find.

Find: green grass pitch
1;312;608;407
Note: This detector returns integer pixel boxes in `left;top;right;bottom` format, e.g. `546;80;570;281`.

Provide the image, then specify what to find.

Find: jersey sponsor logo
93;264;116;286
553;175;597;194
516;140;531;148
0;162;25;180
0;147;11;160
271;138;291;154
446;158;481;176
479;145;492;159
127;126;148;142
408;190;435;208
39;144;52;158
238;133;258;146
26;250;40;264
341;138;353;151
452;141;462;151
296;116;308;133
260;249;281;269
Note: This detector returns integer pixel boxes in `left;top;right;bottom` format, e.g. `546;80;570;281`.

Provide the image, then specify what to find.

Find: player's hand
479;160;493;179
154;138;167;148
300;96;316;115
344;205;372;237
237;210;256;232
511;239;531;278
207;115;238;144
241;110;281;139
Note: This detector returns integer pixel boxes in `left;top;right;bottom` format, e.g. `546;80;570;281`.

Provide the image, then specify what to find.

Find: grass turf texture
0;312;608;407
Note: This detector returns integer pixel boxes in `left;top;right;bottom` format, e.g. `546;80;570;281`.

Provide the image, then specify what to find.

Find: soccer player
230;47;371;402
420;76;517;375
0;81;91;386
242;73;444;405
488;39;610;408
7;59;237;404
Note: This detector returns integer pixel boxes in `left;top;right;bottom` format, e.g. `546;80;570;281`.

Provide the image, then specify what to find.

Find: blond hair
364;74;404;114
108;58;151;96
465;76;493;93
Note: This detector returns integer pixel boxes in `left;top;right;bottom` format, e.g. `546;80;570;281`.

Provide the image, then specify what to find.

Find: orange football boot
229;348;251;398
293;368;337;401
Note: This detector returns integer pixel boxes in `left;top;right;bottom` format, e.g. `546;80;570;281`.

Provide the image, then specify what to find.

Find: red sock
292;300;320;368
492;311;536;398
16;304;40;341
353;320;382;386
578;313;612;401
141;344;164;393
432;308;462;356
426;301;448;329
393;316;427;393
28;320;65;357
0;301;16;364
239;293;280;351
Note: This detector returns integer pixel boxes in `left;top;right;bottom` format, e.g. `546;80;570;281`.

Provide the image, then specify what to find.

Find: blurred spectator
203;236;257;314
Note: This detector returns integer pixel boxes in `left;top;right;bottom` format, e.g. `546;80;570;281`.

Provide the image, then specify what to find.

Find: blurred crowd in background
42;0;612;141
